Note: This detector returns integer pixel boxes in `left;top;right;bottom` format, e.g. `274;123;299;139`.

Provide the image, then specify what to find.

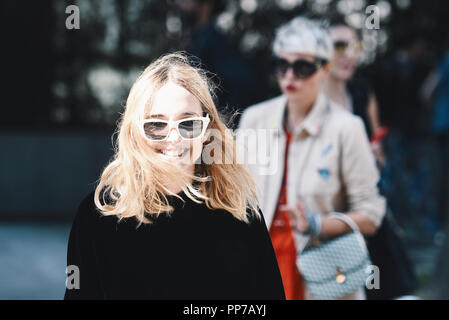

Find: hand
280;200;309;233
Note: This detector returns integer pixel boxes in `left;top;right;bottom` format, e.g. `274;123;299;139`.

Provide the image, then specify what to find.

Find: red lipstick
285;84;297;92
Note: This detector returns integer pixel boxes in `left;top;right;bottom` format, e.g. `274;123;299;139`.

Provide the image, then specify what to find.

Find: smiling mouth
157;148;189;159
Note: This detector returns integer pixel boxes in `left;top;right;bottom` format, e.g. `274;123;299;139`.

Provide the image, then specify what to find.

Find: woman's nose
343;46;358;59
166;127;181;142
284;67;296;80
346;49;357;59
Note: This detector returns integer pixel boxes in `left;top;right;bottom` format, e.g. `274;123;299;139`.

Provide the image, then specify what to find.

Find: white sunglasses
141;114;210;141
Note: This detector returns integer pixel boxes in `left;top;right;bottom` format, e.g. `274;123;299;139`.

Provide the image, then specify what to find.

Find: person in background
422;37;449;299
323;19;418;300
177;0;259;127
64;53;285;300
421;36;449;227
239;17;385;300
374;31;440;247
322;19;385;165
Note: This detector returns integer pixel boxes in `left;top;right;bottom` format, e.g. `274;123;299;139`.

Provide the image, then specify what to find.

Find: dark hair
196;0;226;17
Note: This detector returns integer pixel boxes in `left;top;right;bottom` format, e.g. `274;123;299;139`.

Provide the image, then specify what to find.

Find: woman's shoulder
72;191;97;226
327;100;365;130
240;95;286;126
198;204;264;232
75;191;95;217
203;208;267;248
73;190;114;229
217;207;265;236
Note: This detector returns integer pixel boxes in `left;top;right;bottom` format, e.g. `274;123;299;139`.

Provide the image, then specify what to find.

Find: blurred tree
2;0;449;130
1;0;54;128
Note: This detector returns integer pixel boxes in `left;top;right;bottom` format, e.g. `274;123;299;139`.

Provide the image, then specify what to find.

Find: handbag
298;212;372;299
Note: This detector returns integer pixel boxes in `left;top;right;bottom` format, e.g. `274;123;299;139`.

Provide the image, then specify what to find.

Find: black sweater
64;191;285;300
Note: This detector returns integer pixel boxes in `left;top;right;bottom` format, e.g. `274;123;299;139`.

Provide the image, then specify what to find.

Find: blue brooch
318;168;331;180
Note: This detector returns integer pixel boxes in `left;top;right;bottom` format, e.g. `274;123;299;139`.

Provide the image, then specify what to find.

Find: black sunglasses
274;57;327;79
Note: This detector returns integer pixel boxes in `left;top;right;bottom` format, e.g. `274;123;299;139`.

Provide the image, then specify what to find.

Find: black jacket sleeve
64;193;104;299
249;209;286;300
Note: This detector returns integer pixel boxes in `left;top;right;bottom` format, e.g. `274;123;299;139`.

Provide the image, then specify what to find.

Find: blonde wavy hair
94;52;260;225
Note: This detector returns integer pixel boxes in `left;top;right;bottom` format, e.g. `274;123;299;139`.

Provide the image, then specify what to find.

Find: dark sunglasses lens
143;121;169;140
178;119;204;139
334;40;348;52
274;59;289;76
292;60;318;78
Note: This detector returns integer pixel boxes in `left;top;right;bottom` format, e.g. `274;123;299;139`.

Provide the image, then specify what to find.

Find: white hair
273;17;333;61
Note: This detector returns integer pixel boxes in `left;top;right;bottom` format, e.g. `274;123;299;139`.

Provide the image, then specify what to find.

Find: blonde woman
64;53;285;300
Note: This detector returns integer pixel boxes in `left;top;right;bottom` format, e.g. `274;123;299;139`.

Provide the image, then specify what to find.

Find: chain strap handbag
297;212;372;299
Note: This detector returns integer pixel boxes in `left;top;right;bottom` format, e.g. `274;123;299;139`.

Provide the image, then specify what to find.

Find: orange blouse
269;129;305;300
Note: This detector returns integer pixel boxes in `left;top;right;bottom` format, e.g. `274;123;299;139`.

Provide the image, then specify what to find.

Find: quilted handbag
298;212;372;299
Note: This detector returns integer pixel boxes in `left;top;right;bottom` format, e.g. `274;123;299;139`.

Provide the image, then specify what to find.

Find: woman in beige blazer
238;17;385;300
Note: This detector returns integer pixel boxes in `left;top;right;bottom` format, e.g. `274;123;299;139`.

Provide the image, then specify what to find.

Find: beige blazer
238;92;386;251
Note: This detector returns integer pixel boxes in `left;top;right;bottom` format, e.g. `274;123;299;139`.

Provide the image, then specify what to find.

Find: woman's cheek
190;140;203;164
147;141;160;153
